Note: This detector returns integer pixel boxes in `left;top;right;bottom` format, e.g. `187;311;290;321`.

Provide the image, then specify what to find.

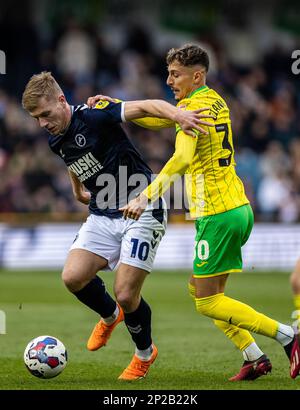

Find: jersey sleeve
114;98;175;129
131;117;175;130
142;130;197;202
88;99;175;130
83;100;125;129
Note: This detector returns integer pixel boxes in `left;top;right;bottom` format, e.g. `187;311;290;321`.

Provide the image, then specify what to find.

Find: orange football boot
118;344;158;380
87;304;124;351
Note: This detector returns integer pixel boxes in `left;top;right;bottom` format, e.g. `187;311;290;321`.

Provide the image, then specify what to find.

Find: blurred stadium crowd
1;5;300;222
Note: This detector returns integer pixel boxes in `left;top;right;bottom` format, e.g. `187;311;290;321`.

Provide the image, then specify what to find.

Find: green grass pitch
0;269;299;390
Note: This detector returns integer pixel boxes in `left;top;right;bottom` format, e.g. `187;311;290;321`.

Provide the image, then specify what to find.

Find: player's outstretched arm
123;99;213;136
87;95;213;135
68;170;91;205
87;94;174;130
86;94;175;131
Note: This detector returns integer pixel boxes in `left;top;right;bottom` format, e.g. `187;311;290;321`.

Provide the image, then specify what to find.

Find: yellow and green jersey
140;85;249;218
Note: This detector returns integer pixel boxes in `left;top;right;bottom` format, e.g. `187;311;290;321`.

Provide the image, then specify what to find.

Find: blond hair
22;71;64;111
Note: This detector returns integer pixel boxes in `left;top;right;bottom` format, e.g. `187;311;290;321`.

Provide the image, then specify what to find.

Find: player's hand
119;194;148;220
75;191;91;205
87;94;116;108
175;107;214;136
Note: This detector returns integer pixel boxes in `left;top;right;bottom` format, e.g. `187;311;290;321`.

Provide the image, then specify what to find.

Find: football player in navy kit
22;71;213;380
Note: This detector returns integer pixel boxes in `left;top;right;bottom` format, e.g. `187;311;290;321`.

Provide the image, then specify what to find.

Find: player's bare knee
62;269;83;292
115;289;137;312
115;293;132;311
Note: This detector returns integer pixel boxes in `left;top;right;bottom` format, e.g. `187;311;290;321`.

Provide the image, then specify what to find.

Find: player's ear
193;69;205;85
58;94;66;106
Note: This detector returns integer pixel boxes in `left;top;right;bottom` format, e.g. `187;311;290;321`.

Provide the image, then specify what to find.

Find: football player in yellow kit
105;43;300;381
88;44;300;381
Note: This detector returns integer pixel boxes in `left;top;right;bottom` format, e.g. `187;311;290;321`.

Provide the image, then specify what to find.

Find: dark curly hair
166;44;209;72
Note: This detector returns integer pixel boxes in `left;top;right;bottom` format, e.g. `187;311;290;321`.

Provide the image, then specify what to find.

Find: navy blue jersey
48;101;153;218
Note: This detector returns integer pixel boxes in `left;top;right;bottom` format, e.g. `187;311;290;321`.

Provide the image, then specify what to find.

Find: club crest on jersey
95;100;109;110
75;134;86;147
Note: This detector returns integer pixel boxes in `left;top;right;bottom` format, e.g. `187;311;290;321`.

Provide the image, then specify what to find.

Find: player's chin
48;126;59;135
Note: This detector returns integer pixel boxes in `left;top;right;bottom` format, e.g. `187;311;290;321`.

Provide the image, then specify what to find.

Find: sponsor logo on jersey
75;134;86;147
68;152;103;182
95;100;109;110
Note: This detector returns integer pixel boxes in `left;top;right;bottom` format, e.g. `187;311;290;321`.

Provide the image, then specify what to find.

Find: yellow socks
189;282;254;351
188;282;196;298
213;320;254;351
195;293;278;338
189;284;293;353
